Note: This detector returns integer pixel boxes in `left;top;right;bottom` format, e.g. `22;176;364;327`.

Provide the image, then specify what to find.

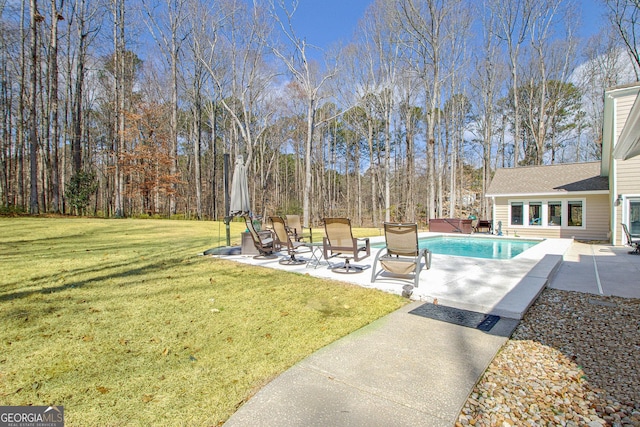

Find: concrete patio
218;237;640;427
549;240;640;297
215;233;575;319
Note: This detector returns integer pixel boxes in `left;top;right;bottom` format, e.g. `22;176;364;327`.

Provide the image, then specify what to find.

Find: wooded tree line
1;0;639;226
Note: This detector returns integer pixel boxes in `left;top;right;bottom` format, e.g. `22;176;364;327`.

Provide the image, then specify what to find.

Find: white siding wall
492;195;610;241
614;157;640;244
616;157;640;195
612;93;640;244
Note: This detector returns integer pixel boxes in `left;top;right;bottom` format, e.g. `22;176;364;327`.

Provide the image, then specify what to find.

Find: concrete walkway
224;303;518;427
222;240;640;427
549;241;640;298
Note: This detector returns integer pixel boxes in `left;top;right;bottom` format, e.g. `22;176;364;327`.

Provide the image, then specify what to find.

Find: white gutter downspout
491;196;496;234
613;159;618;245
612;97;618;246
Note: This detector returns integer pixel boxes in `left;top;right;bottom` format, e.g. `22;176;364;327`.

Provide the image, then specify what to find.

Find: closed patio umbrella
204;154;249;254
229;155;250;216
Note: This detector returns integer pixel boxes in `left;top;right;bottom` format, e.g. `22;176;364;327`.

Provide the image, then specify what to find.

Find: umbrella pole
203;154;231;256
224;153;231;247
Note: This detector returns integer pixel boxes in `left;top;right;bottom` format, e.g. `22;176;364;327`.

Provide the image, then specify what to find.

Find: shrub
65;170;98;216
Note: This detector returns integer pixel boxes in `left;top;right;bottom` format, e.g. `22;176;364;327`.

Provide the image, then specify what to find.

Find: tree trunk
48;0;60;212
29;0;40;214
114;0;125;217
71;5;87;175
169;30;178;216
384;101;391;223
367;120;378;227
302;98;314;229
193;79;203;220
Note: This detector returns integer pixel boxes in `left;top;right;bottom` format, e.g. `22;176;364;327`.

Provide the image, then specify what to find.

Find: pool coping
370;233;543;260
212;233;573;320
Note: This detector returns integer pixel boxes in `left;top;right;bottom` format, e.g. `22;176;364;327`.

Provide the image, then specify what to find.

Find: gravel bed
457;288;640;427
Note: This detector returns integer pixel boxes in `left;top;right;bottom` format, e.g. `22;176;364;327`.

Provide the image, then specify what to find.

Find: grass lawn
0;217;405;426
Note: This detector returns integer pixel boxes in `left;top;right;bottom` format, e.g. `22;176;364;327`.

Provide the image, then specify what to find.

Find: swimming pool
374;236;541;260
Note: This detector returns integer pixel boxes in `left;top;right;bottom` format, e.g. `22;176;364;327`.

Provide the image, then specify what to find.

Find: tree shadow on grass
0;245;197;303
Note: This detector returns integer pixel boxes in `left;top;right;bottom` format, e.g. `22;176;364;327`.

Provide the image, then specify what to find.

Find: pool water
374;236;541;260
420;236;540;259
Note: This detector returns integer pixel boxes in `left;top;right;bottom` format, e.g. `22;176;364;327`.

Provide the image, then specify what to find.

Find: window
508;199;585;228
511;202;523;225
529;202;542;226
567;201;583;227
630;200;640;235
548;202;562;226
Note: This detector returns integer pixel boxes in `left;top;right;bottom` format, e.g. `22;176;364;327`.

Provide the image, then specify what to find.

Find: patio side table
304;241;327;269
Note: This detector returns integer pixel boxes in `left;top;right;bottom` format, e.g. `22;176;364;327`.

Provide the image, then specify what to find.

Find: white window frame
528;202;543;226
621;195;640;236
509;201;524;226
566;200;586;229
547;201;562;227
508;198;586;230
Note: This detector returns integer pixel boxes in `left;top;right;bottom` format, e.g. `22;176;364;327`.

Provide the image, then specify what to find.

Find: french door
628;198;640;236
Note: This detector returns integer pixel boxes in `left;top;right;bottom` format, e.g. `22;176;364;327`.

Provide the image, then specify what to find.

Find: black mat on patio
203;246;242;256
409;303;504;333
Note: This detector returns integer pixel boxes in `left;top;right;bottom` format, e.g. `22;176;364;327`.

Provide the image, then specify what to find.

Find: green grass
0;217;406;426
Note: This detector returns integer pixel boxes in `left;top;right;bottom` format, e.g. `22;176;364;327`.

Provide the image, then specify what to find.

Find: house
486;82;640;244
604;83;640;245
486;162;610;240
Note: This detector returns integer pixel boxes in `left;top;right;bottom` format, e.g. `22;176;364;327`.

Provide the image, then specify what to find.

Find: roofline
485;190;610;198
493;161;600;170
604;82;640;93
614;90;640;159
603;84;640;174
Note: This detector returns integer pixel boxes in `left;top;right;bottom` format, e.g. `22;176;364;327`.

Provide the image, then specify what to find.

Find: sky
290;0;372;50
290;0;609;52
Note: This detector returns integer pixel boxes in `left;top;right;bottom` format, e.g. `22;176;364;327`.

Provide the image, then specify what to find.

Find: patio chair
270;216;309;265
285;214;312;242
244;216;278;259
371;222;431;288
622;223;640;255
476;220;493;233
322;217;370;273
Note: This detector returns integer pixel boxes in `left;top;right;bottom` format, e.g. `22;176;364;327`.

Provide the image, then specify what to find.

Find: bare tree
470;4;504;218
29;0;41;214
336;0;400;225
525;0;566;165
46;0;63;212
396;71;422;223
605;0;640;78
69;0;101;177
334;43;378;225
395;0;463;221
111;0;125;216
441;3;471;217
18;0;28;209
195;0;279;219
577;29;632;158
1;0;20;208
489;0;534;167
184;0;210;219
360;0;401;224
268;0;338;228
0;0;618;220
142;0;189;216
537;2;579;164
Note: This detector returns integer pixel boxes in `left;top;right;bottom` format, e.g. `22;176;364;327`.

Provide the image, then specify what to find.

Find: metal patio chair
371;222;431;288
322;218;370;273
